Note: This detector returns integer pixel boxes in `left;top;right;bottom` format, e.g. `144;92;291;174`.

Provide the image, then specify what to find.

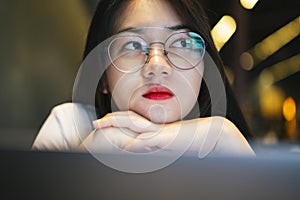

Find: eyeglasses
108;29;206;73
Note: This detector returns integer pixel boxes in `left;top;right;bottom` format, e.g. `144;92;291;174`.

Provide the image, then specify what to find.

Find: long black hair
82;0;252;140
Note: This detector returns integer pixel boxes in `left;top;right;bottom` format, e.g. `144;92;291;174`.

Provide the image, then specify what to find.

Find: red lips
142;85;174;100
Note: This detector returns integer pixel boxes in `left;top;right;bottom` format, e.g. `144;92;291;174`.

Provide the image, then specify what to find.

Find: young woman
33;0;254;156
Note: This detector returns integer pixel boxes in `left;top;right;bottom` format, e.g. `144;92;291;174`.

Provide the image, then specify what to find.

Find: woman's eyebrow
116;24;189;34
116;27;136;34
167;24;189;30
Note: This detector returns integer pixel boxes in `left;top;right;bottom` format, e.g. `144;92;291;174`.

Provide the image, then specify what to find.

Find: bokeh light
240;0;259;10
211;15;237;51
283;97;296;122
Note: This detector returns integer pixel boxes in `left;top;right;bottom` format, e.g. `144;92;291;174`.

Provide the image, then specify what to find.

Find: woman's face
106;0;204;124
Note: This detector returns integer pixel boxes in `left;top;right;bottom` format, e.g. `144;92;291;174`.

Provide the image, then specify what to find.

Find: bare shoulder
205;116;255;156
50;102;96;120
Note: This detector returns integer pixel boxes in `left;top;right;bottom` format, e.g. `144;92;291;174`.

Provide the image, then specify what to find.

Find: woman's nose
142;47;172;78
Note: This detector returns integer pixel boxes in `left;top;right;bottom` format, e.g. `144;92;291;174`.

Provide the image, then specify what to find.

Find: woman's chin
139;109;180;124
129;99;182;124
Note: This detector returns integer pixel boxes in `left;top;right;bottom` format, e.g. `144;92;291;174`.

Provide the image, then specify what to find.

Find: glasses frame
107;30;206;73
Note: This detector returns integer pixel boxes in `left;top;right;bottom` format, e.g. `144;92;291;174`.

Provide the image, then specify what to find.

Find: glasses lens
165;32;205;69
108;36;147;73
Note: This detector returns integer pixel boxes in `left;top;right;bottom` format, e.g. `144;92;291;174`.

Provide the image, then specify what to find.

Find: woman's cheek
106;68;138;111
111;83;135;111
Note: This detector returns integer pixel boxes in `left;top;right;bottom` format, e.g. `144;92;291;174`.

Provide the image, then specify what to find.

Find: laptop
0;148;300;200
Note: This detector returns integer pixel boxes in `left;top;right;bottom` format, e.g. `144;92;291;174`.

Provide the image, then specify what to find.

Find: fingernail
92;120;99;129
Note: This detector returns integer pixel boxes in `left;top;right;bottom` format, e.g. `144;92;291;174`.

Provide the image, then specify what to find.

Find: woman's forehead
114;0;183;33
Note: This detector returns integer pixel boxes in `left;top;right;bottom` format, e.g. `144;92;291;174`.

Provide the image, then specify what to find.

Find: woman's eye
171;39;191;48
124;41;144;51
171;37;204;50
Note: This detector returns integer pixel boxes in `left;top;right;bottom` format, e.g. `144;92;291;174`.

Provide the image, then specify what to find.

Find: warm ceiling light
259;86;285;119
283;97;296;121
211;15;237;51
240;0;259;10
254;17;299;60
259;53;300;86
240;52;254;70
244;16;300;69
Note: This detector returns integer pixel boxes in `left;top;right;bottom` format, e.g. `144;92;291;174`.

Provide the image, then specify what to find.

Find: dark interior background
0;0;299;149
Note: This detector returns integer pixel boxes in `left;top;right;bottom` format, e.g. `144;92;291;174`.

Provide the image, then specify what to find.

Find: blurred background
0;0;299;150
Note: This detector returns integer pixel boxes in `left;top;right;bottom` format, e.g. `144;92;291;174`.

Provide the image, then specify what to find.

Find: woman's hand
79;111;162;153
80;111;254;156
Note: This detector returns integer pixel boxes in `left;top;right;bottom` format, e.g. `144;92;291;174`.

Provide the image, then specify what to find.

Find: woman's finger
93;111;161;133
124;128;180;153
80;127;138;153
